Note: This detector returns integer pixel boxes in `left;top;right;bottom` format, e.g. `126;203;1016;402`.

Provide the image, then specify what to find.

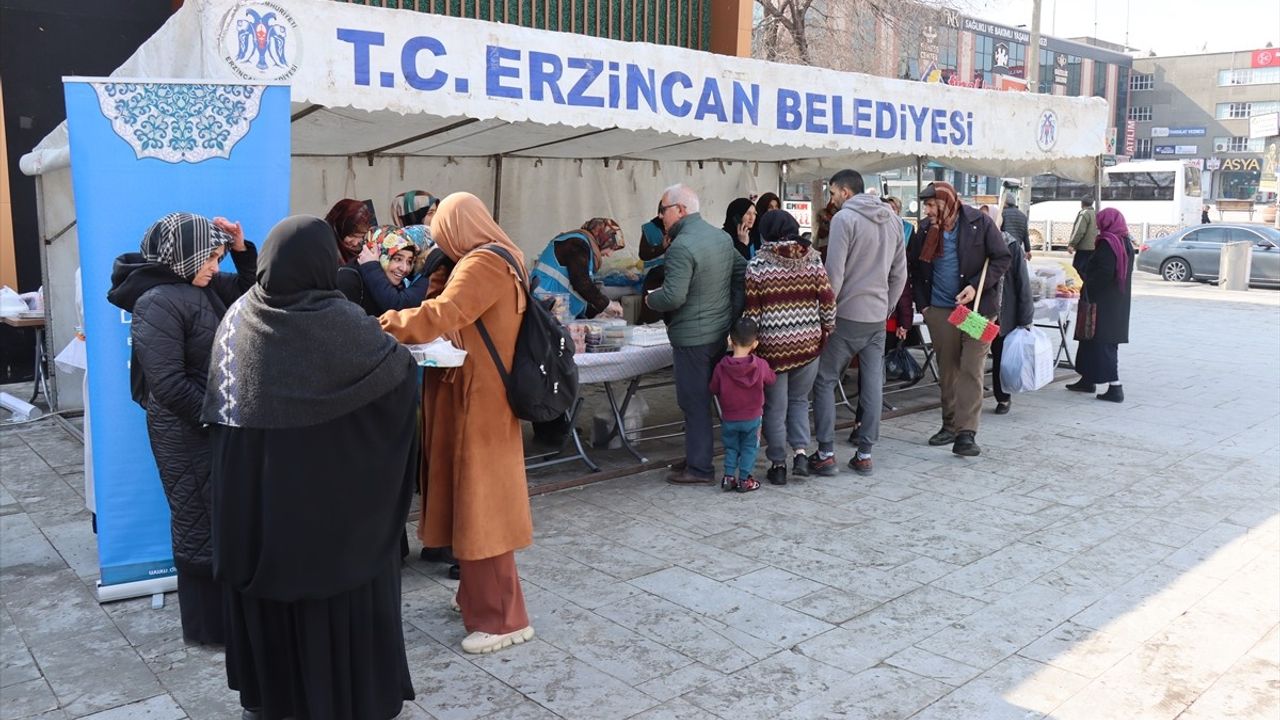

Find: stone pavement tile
931;542;1072;603
1038;534;1175;597
1023;509;1136;554
469;639;658;720
794;527;922;571
526;594;692;685
883;646;984;687
402;639;526;720
105;599;186;667
1160;521;1263;579
841;494;951;524
973;490;1059;516
1;606;41;691
536;531;672;581
888;555;961;585
1171;654;1280;720
0;515;65;578
848;518;998;567
915;582;1093;669
783;586;879;625
75;694;186;720
1069;565;1222;644
626;698;720;720
1017;621;1138;679
515;545;645;611
773;665;950;720
37;518;98;580
32;627;163;718
0;678;61;720
583;518;765;583
1119;516;1207;549
1025;479;1120;509
153;649;240;720
1249;625;1280;664
796;587;986;675
634;663;726;703
681;648;852;718
2;569;115;648
629;567;833;647
724;567;825;604
1148;496;1239;533
17;429;82;473
593;592;778;673
908;655;1091;720
401;582;471;650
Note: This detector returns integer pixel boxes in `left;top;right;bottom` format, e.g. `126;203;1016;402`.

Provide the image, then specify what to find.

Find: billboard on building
1250;112;1279;140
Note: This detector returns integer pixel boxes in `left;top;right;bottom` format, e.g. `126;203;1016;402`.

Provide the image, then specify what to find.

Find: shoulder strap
474;245;527;393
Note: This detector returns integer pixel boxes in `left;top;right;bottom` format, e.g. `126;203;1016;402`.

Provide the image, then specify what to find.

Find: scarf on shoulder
919;183;961;263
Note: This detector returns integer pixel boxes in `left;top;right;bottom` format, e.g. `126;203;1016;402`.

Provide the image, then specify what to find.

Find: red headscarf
1095;207;1132;289
920;182;961;263
324;199;372;265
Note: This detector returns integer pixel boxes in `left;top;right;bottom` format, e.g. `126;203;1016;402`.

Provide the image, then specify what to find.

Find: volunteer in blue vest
530;218;626;320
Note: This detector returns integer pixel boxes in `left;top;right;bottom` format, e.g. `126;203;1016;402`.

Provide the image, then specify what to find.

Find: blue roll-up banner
63;79;290;598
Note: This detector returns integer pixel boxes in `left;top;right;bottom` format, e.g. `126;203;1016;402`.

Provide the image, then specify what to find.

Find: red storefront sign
1124;120;1136;156
1253;49;1280;68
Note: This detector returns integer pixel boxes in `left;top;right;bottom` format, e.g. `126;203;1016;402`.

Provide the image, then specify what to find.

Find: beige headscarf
430;192;527;311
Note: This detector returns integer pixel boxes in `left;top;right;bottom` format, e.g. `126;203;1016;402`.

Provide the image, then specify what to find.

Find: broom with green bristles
947;259;1000;343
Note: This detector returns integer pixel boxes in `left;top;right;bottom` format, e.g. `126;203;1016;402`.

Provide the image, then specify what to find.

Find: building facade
1130;49;1280;202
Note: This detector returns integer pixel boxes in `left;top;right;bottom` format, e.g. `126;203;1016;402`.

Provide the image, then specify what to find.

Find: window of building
1008;42;1027;78
974;35;994;87
1135;137;1153;159
898;39;920;80
1214;136;1266;153
1093;61;1109;98
1066;55;1082;96
1215;100;1280;119
1038;49;1055;93
937;25;959;70
1218;67;1280;86
1114;66;1130;130
1219;170;1261;200
1129;73;1153;90
1128;106;1152;121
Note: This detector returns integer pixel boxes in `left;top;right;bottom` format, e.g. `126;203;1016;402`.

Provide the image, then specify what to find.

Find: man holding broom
908;182;1011;457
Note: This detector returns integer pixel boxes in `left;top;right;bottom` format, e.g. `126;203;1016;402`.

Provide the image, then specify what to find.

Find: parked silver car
1136;224;1280;287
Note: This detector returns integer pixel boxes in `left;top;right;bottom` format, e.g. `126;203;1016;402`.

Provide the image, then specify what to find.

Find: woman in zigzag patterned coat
742;210;837;486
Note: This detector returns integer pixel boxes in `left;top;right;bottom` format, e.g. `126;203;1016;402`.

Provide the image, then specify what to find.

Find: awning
22;0;1109;181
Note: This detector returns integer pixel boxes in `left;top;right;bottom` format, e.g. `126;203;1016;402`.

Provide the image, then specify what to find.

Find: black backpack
474;245;579;423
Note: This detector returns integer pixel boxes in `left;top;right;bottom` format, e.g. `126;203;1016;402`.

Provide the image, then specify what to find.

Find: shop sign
1252;49;1280;68
1219;157;1262;172
1154;145;1197;156
1151;127;1206;138
1053;53;1068;85
1249;112;1279;139
1124;119;1136;155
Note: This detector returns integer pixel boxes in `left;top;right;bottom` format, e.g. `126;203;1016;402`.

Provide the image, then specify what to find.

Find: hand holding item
603;301;624;319
954;285;976;306
357;243;379;264
895;326;909;340
1067;246;1076;255
213;217;246;251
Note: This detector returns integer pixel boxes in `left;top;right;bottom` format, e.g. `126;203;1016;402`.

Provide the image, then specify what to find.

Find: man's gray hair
662;184;700;213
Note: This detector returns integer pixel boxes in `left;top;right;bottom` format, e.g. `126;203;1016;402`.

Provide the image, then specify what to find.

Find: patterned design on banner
91;83;263;163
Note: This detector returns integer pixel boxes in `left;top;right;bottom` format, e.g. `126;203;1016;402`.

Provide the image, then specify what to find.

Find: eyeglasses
658;203;684;213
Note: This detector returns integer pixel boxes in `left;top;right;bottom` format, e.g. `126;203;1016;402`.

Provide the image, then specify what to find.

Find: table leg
29;329;48;405
524;395;600;473
604;379;648;464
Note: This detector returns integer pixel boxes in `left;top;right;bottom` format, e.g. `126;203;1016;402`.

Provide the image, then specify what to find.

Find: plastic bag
0;287;27;317
999;327;1054;393
885;346;923;382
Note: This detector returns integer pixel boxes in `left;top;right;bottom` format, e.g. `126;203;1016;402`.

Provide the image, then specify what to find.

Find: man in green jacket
1068;198;1098;280
646;184;747;484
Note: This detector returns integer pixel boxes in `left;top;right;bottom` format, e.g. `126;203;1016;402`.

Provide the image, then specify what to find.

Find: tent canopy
23;0;1110;181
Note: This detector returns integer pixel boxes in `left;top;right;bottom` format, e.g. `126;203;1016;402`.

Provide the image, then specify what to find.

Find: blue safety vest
640;220;666;273
531;231;597;319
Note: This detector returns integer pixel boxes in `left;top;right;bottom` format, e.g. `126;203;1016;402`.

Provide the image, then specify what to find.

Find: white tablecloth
1034;297;1078;323
575;343;674;384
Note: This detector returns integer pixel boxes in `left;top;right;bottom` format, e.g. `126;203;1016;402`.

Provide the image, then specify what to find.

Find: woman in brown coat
379;192;535;655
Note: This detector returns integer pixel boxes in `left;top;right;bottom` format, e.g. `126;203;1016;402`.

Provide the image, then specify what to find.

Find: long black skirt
176;565;226;645
225;557;415;720
1076;339;1119;384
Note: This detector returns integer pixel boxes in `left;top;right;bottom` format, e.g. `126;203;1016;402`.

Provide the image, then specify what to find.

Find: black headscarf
202;215;415;429
723;197;755;260
758;209;803;246
750;193;782;250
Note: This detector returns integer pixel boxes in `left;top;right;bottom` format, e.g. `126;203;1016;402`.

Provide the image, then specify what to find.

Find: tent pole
492;155;504;224
915;156;924;221
34;174;59;411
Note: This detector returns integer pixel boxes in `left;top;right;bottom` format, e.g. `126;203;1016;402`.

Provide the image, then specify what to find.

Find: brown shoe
666;470;712;485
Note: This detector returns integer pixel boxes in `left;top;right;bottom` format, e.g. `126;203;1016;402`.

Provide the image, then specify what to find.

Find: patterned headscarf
581;217;624;269
365;226;418;269
323;199;372;265
140;212;233;281
400;224;434;275
390;191;439;228
1095;207;1133;290
920;182;961;263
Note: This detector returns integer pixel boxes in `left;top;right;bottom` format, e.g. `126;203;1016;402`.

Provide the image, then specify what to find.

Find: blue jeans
721;418;762;480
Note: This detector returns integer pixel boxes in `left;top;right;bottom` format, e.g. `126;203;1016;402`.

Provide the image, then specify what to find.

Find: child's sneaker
735;475;761;493
720;475;738;492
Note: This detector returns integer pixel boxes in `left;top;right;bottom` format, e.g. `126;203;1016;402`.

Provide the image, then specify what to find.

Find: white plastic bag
1000;327;1055;393
0;287;26;317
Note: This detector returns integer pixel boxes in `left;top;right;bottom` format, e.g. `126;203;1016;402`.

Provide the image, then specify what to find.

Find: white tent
21;0;1109;409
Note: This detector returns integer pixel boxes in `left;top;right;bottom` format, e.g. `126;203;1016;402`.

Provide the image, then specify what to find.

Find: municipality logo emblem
1036;110;1058;152
219;2;301;81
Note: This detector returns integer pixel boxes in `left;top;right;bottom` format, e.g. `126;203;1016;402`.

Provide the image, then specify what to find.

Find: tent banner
196;0;1108;163
63;79;290;590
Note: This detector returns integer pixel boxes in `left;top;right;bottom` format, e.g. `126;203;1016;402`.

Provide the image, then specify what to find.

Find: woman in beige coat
380;192;535;655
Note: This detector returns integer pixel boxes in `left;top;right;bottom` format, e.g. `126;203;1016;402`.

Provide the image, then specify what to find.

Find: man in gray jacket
809;170;908;477
646;184;747;484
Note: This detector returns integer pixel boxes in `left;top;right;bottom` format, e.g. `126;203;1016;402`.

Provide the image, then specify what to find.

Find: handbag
885;346;923;382
1074;291;1097;341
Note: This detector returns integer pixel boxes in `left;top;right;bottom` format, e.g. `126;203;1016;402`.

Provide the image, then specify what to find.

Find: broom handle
972;259;990;311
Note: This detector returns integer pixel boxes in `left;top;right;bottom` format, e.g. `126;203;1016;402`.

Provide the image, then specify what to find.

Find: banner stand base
96;575;177;604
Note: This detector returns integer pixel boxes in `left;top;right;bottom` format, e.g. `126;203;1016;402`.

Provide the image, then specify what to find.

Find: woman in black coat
1066;207;1134;403
107;212;256;645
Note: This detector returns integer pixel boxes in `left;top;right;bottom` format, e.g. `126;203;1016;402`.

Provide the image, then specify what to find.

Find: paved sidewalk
2;273;1278;719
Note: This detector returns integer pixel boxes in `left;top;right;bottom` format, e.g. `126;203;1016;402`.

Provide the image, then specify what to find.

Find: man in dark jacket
999;193;1031;258
990;232;1036;414
908;182;1011;457
647;184;747;484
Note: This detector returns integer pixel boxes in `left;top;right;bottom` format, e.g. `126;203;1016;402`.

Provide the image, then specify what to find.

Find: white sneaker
450;595;460;612
461;626;535;654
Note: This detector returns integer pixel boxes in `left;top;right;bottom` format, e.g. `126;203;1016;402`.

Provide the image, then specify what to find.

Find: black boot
420;546;457;564
1065;379;1096;393
1097;385;1124;403
952;432;981;457
928;429;957;446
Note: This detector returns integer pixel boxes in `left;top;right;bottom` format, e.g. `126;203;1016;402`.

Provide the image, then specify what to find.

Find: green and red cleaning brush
947;259;1000;342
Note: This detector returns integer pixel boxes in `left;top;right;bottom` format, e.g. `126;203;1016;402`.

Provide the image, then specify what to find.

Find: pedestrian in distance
1066;207;1135;403
1068;198;1099;281
710;317;776;493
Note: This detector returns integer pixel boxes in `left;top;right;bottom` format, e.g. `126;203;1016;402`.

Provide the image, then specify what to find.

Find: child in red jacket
710;318;777;493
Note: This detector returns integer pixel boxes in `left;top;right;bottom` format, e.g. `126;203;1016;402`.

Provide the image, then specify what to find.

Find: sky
973;0;1279;56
